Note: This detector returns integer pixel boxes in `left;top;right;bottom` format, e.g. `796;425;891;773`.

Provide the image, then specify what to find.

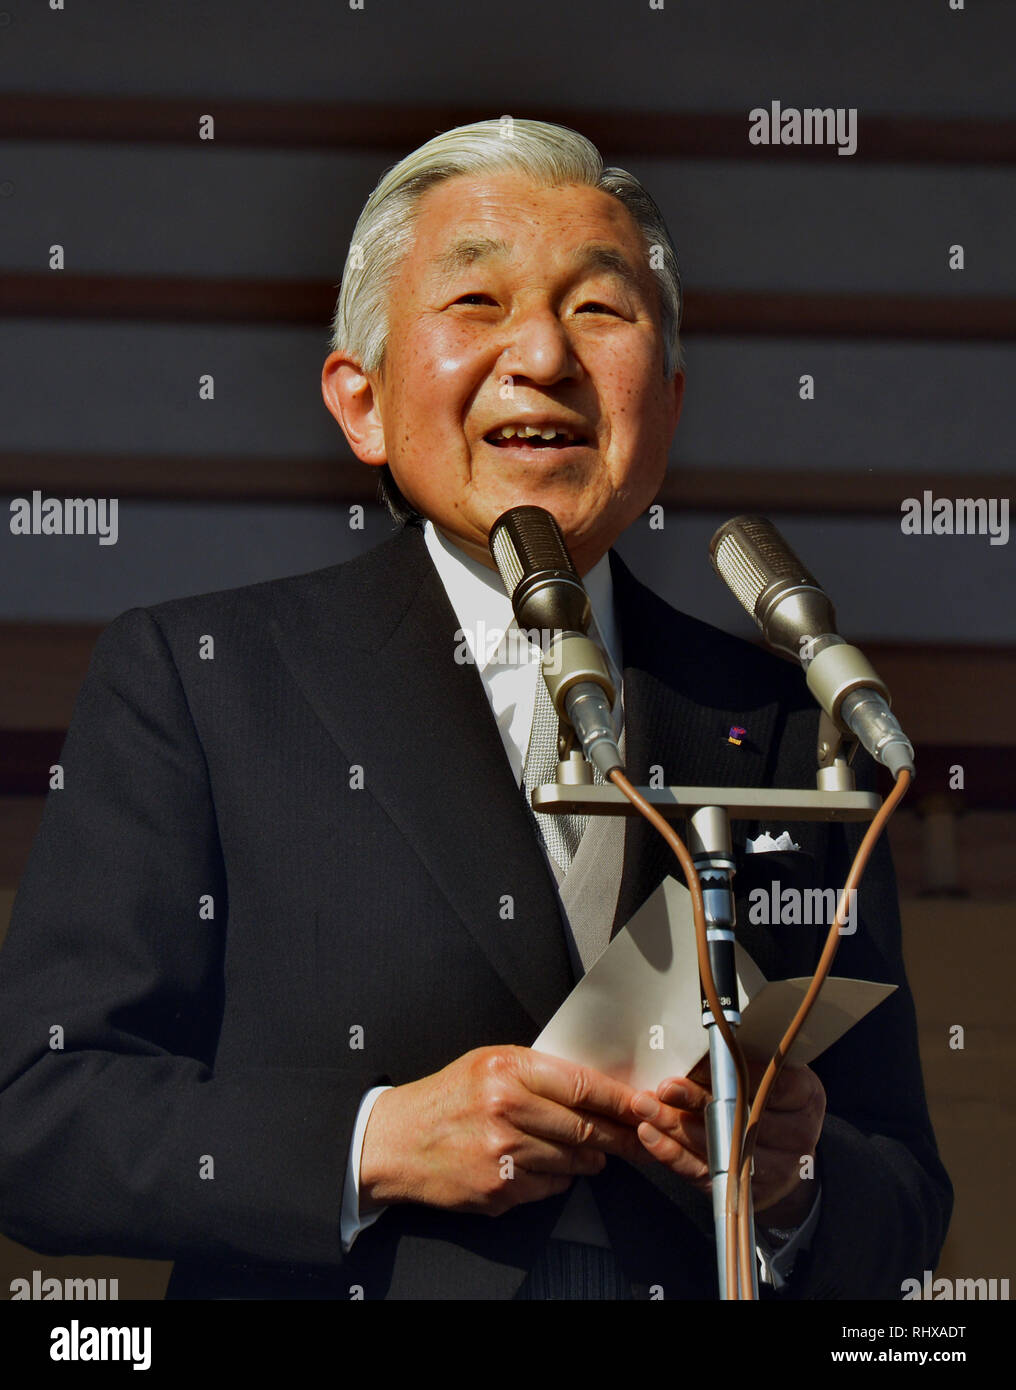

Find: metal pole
688;806;758;1300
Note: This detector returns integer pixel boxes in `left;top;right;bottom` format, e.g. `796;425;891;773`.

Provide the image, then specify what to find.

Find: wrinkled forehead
429;232;649;300
403;174;651;288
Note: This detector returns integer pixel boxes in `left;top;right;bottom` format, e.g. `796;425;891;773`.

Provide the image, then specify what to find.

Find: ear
321;351;387;467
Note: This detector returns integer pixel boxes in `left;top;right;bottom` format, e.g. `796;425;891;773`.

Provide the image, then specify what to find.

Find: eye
453;292;498;306
576;301;620;315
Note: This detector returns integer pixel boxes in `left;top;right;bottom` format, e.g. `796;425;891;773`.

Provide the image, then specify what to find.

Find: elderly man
0;119;950;1301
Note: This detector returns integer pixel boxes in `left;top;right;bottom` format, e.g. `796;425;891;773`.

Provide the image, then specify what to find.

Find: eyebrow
431;237;511;277
571;242;644;294
429;236;645;295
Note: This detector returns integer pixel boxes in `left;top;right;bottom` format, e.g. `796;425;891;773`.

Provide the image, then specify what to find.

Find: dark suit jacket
0;521;951;1299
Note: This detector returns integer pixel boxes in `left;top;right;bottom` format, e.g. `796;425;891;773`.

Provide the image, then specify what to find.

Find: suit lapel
265;530;783;1031
609;550;782;936
267;524;573;1031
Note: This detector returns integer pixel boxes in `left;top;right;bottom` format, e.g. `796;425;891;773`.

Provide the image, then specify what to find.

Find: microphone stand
538;717;873;1300
688;802;755;1301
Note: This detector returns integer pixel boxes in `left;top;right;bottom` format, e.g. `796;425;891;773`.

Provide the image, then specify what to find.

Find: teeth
492;424;579;442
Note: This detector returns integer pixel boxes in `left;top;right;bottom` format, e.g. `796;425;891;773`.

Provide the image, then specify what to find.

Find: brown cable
736;767;912;1293
608;765;912;1299
608;768;752;1299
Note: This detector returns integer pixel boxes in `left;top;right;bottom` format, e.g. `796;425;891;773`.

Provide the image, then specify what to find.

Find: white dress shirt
339;520;819;1290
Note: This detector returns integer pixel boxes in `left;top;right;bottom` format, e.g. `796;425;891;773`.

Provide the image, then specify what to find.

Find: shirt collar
422;519;621;680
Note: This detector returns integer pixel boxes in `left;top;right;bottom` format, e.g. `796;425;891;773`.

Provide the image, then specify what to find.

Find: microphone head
488;506;591;633
709;515;838;659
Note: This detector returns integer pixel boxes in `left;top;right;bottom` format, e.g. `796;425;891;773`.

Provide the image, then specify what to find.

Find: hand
359;1045;646;1217
629;1060;826;1223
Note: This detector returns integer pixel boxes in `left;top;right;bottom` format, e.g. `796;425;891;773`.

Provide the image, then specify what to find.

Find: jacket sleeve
0;608;363;1269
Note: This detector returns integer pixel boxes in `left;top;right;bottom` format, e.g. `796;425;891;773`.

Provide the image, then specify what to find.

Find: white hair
330;117;684;520
331;116;683;376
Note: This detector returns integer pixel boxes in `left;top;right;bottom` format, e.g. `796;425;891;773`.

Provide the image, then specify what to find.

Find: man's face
323;170;684;573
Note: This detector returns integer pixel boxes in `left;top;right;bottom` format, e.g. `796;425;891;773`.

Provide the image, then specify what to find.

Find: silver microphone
488;506;623;777
710;516;915;778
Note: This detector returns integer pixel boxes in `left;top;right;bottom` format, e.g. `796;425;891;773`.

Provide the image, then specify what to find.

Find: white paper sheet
534;875;896;1091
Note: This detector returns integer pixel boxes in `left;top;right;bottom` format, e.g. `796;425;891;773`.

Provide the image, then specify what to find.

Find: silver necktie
522;674;605;872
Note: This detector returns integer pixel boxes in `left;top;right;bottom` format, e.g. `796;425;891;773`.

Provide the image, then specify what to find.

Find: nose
497;304;582;387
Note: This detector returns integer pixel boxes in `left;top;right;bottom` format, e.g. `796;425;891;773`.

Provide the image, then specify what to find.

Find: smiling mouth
483;425;590;449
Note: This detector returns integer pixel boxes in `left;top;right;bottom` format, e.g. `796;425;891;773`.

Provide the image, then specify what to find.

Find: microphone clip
816;710;859;792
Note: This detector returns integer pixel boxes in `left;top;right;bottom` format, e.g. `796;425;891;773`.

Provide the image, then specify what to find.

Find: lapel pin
727;725;746;746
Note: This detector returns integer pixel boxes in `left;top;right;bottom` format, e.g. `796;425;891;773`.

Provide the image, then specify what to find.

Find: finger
635;1122;711;1185
505;1133;610;1178
507;1090;647;1162
755;1064;824;1112
523;1050;639;1122
688;1055;785;1098
570;1109;647;1165
692;1056;775;1097
631;1093;708;1156
654;1076;711;1110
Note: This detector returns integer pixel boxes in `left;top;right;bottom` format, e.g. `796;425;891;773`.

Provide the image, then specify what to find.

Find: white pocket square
745;830;801;854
